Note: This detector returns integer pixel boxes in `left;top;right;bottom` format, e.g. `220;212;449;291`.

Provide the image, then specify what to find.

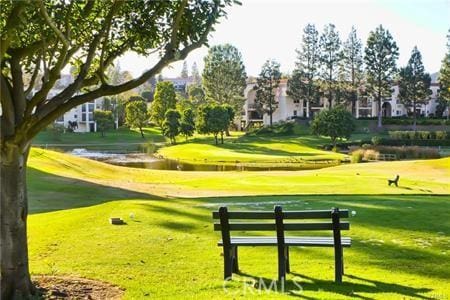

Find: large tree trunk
377;97;382;128
1;144;35;299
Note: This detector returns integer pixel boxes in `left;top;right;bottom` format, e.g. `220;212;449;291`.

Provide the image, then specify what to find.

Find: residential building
46;74;118;132
242;78;443;127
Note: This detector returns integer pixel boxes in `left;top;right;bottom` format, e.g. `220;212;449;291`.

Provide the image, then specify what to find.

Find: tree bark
139;127;145;139
1;144;35;299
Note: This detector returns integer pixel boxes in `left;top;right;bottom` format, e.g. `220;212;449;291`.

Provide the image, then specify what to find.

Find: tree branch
24;55;41;97
37;0;70;49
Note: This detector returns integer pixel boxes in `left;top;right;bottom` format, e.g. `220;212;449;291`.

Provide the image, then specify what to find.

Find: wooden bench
388;175;400;187
213;206;351;283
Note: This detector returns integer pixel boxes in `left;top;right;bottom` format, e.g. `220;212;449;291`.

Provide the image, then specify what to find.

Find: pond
69;148;340;172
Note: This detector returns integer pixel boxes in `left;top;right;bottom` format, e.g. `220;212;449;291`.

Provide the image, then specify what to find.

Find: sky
120;0;450;78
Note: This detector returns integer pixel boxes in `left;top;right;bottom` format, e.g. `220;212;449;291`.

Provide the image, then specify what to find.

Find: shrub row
379;138;450;147
356;117;450;125
246;121;295;136
350;145;440;162
388;131;448;140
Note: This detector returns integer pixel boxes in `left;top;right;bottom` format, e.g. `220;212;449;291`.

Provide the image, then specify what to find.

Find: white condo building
45;74;118;133
242;79;442;127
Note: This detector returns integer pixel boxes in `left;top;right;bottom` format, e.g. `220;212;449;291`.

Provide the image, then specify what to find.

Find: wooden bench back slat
214;221;349;231
212;209;349;220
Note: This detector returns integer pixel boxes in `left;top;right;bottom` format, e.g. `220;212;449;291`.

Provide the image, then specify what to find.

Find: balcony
247;103;259;110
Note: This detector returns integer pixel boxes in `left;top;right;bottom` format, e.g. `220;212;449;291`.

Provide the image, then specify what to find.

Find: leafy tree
188;83;206;106
125;100;148;138
151;81;177;127
0;1;234;295
202;44;247;117
254;59;282;126
181;61;189;78
141;90;154;102
191;61;201;84
196;104;232;144
180;108;196;140
287;24;320;118
93;110;114;137
163;109;181;144
319;23;342;108
340;26;364;116
311;105;356;147
438;29;450;119
365;25;399;128
398;47;432;129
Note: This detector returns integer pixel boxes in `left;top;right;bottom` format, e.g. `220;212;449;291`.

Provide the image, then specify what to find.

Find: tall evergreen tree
340;26;364;116
254;59;282;126
181;61;189;78
202;44;247;133
319;23;342;108
364;25;399;128
191;62;201;84
202;44;247;108
398;47;432;129
438;29;450;119
287;24;320;118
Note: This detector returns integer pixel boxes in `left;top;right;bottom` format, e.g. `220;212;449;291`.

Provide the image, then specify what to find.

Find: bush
351;150;364;163
47;123;65;141
371;136;381;145
418;131;430;140
436;131;447;140
246;121;295;136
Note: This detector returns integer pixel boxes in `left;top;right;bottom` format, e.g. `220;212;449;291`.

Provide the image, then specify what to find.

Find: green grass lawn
157;132;347;166
27;149;450;299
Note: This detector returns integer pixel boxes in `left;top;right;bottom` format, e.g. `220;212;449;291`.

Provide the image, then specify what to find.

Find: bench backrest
212;206;350;248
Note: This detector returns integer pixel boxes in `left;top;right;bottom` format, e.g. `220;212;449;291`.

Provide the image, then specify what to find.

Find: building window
293;110;297;116
82;114;86;121
82;105;86;112
74;114;77;118
56;115;64;122
293;99;300;104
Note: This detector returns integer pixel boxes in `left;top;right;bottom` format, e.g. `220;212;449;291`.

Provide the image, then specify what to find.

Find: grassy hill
26;149;450;299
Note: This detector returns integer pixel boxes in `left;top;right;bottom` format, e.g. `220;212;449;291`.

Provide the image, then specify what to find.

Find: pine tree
181;61;189;78
398;47;432;129
319;23;342;108
340;26;364;116
438;29;450;119
254;59;282;126
287;24;320;118
364;25;399;128
202;44;247;134
191;62;201;84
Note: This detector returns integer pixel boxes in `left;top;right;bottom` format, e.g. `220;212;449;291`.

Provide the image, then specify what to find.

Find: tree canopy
311;105;355;147
253;59;281;126
93;109;114;137
287;23;320;118
0;1;235;297
364;25;399;127
151;81;177;127
202;44;247;112
398;47;432;128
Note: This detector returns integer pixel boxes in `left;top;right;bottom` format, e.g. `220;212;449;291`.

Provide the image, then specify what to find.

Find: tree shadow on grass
28;167;163;214
236;271;433;299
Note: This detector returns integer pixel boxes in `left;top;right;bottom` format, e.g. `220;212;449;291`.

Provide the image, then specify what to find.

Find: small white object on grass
351;211;357;217
129;213;135;219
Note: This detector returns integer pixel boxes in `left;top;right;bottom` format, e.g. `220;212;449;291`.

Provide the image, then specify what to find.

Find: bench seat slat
214;222;350;231
212;210;349;220
217;236;352;247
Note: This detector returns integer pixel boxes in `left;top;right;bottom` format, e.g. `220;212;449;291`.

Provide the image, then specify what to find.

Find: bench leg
334;245;343;283
232;246;239;273
285;247;290;273
223;246;233;280
341;250;344;275
278;249;286;282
